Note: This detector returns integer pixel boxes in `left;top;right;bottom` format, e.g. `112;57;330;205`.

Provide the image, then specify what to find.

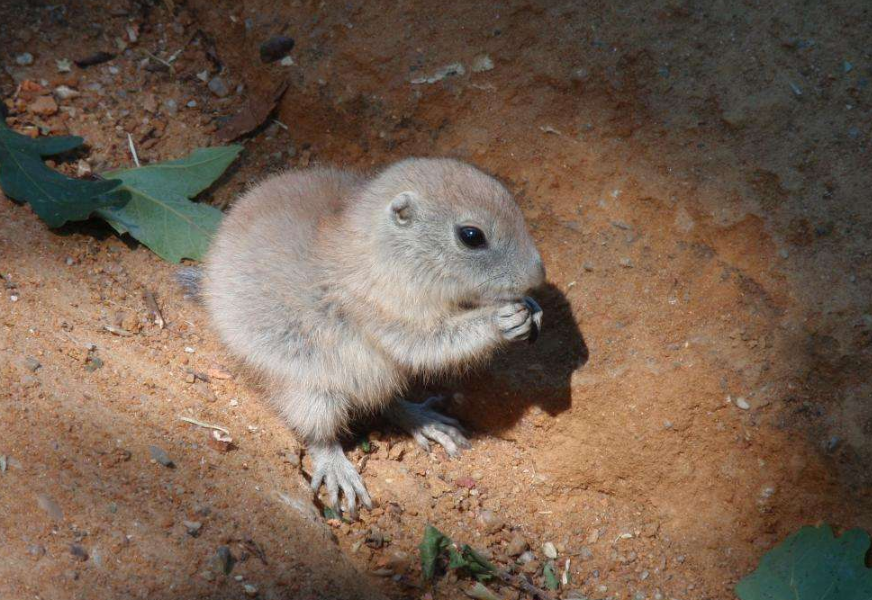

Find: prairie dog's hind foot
309;441;372;518
388;397;471;458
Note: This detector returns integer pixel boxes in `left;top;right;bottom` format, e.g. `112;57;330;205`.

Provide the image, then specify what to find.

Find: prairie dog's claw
388;399;470;458
496;301;535;341
523;296;543;343
309;442;372;519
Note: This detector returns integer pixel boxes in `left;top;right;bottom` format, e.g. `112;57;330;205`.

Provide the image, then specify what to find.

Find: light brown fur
200;158;544;514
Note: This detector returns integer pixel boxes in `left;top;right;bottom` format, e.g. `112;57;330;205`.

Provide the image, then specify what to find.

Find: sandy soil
1;1;871;599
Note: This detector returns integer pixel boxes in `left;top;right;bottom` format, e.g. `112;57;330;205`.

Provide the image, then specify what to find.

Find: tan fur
201;157;544;513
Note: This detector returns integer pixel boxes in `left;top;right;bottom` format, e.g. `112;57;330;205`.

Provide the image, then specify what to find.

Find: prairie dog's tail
176;266;204;301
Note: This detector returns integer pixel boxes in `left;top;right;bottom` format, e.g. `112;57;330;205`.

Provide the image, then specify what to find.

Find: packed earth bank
1;1;871;600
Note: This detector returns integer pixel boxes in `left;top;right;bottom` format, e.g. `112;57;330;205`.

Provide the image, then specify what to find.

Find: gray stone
208;77;230;98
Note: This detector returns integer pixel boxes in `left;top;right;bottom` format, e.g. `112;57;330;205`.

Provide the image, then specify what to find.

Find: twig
141;49;176;75
493;570;555;600
272;119;289;130
141;49;172;69
103;325;133;337
168;48;184;64
179;416;231;435
127;133;140;167
144;291;164;329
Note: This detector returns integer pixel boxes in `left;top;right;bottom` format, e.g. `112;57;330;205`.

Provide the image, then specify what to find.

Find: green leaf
461;545;496;582
0;119;122;227
99;146;242;262
736;524;872;600
419;525;499;584
420;524;453;580
543;561;560;590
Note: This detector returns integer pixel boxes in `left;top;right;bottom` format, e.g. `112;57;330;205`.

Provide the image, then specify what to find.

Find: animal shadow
420;282;589;435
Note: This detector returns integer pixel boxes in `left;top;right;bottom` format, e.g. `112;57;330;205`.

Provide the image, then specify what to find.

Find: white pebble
736;397;750;410
471;54;494;73
184;347;195;353
542;541;558;559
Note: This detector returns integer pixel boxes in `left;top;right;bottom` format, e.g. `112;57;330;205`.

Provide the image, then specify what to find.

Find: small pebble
506;534;528;557
54;85;79;100
619;257;634;268
543;541;558;559
187;100;198;108
36;493;64;521
56;58;72;72
243;583;257;596
471;54;494;72
260;35;295;63
69;544;89;561
578;546;593;561
477;509;504;533
736;397;750;410
215;545;236;574
208;77;230;98
23;356;41;372
29;96;58;116
27;544;46;558
149;445;174;468
517;550;536;564
16;53;34;66
183;520;203;537
455;476;476;489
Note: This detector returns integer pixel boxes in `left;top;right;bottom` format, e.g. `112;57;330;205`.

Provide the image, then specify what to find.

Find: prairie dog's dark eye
457;226;487;249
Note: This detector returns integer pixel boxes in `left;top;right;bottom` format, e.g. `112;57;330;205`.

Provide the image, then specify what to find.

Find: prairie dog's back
204;168;363;367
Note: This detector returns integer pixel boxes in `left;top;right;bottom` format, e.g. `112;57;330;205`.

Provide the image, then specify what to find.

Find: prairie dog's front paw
496;301;533;341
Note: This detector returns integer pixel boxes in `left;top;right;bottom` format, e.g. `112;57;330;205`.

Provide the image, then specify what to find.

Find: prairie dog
201;158;545;515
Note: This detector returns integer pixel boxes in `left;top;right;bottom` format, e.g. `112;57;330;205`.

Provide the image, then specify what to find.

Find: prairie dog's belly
205;256;403;409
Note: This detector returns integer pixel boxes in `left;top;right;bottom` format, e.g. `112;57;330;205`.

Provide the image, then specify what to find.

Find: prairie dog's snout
201;157;545;516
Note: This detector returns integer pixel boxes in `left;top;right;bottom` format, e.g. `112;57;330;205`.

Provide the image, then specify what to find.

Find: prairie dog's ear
389;191;416;226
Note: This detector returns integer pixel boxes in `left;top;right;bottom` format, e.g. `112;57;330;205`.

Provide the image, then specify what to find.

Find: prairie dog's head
363;158;545;308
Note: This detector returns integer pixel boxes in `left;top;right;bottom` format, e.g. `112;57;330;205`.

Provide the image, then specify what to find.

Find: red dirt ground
2;1;871;599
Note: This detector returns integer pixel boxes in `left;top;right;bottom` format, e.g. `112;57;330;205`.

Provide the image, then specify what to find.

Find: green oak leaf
419;525;497;583
0;118;122;227
736;524;872;600
543;561;559;590
420;524;453;581
99;146;241;263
